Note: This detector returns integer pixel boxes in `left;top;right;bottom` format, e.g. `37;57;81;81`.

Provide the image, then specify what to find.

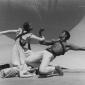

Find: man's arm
38;28;59;45
38;28;54;45
67;43;85;51
39;39;58;46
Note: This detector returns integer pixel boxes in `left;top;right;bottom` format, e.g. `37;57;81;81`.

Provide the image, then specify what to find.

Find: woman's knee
25;58;30;64
25;58;33;66
12;63;20;67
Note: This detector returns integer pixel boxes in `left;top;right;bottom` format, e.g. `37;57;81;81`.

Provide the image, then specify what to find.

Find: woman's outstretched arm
0;30;18;34
30;34;45;41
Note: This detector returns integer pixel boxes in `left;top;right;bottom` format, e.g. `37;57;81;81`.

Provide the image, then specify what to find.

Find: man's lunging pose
26;30;85;76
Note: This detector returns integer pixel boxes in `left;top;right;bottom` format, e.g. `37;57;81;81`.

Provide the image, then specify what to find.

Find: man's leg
39;51;63;76
39;51;55;74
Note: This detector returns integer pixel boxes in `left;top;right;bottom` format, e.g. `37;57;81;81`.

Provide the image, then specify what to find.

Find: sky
0;0;85;40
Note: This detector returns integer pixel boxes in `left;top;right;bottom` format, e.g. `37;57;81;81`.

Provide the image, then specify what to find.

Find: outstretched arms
30;34;45;41
0;30;17;34
39;39;56;45
67;43;85;51
38;28;59;45
38;28;55;45
26;28;45;41
0;28;23;35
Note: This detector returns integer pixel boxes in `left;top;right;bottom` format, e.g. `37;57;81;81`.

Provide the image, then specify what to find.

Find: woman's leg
17;44;26;65
25;51;43;68
12;44;21;66
12;42;26;66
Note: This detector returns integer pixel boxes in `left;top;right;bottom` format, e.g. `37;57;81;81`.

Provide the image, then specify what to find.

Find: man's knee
39;66;47;74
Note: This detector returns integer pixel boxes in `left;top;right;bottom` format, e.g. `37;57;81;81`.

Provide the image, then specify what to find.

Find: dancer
0;22;45;67
0;64;36;78
26;30;85;76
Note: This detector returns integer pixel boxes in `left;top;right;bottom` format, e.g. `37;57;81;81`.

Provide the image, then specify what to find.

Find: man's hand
38;28;45;37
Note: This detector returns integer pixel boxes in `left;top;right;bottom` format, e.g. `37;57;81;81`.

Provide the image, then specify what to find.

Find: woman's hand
41;36;45;41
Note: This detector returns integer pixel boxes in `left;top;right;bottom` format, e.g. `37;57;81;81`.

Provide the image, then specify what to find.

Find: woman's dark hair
23;22;32;32
15;22;32;40
62;30;70;40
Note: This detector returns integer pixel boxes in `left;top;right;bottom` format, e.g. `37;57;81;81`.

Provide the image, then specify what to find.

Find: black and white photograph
0;0;85;85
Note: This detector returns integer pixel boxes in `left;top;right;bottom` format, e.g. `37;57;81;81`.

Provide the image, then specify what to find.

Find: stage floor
0;72;85;85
